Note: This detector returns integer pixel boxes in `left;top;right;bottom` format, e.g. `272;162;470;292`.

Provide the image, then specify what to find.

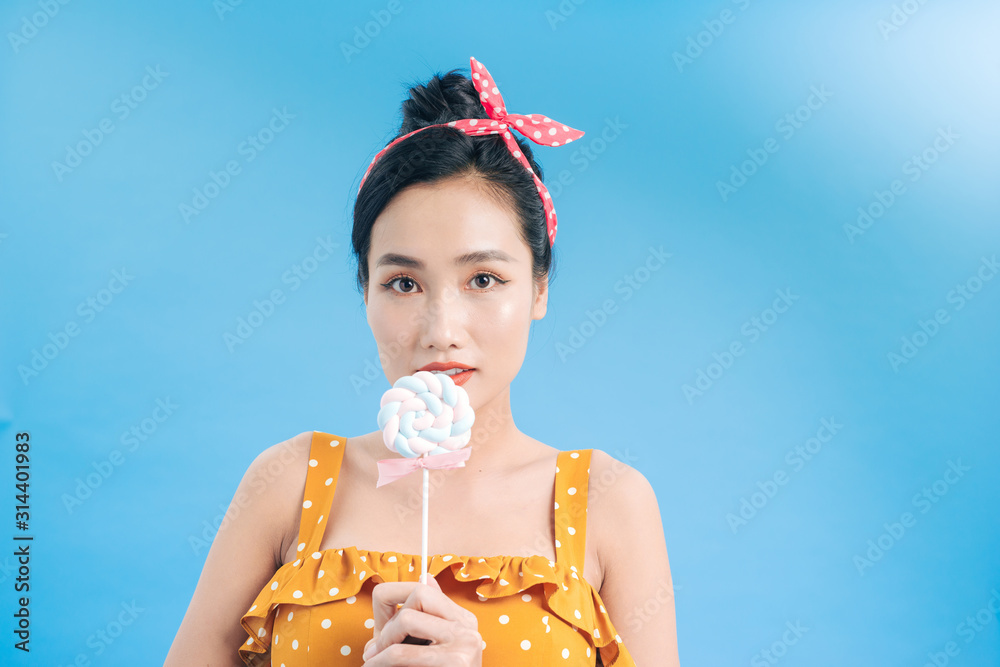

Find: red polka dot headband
358;56;585;247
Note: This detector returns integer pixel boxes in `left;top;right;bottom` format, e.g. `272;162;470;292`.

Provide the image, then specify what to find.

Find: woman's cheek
368;310;394;344
478;297;519;332
369;304;414;357
479;297;532;356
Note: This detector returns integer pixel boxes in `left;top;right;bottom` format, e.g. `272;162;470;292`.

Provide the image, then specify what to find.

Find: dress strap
553;449;592;574
295;431;346;557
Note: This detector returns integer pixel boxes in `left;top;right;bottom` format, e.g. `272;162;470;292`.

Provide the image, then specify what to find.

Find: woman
166;56;679;666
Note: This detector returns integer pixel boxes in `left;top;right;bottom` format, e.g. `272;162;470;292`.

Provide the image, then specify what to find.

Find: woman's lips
444;369;474;386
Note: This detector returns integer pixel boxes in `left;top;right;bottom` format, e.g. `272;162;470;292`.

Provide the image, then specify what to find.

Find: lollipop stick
403;462;434;646
421;465;429;583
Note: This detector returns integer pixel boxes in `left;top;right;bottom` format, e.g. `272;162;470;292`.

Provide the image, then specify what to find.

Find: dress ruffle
239;546;628;665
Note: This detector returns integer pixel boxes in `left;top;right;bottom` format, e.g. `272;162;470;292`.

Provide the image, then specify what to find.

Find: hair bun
399;69;488;135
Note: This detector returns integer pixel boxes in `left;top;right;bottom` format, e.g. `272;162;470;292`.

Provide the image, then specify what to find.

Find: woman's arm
591;450;681;666
164;431;313;666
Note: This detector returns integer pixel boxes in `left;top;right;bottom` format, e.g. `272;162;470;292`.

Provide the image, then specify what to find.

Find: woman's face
364;176;547;410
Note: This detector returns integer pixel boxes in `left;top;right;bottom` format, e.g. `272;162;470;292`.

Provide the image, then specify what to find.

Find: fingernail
362;639;375;660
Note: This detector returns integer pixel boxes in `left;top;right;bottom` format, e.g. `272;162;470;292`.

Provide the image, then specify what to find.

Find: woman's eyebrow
375;249;515;269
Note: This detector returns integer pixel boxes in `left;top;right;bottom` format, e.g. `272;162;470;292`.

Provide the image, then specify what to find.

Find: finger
371;581;422;634
396;580;475;629
379;605;455;648
372;579;462;634
369;580;477;660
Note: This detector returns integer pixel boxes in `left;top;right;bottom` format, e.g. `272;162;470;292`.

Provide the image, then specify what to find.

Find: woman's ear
532;275;548;320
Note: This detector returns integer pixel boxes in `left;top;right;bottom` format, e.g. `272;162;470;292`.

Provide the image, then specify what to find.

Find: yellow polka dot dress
239;431;635;666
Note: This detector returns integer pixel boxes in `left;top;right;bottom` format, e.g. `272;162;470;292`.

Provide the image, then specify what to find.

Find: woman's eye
382;272;505;294
391;276;418;293
471;273;497;289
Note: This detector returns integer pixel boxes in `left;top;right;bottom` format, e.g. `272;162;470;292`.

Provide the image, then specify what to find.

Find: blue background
1;0;998;664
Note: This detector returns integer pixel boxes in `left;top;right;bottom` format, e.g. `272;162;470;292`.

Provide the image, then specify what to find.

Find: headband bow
359;56;585;247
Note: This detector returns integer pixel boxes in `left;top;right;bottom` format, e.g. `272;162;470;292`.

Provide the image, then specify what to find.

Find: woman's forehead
371;180;525;257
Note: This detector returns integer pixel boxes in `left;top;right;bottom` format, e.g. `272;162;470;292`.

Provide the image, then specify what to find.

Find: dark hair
351;65;556;296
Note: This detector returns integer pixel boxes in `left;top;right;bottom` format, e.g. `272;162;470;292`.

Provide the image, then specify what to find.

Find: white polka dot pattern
237;433;634;665
358;56;585;248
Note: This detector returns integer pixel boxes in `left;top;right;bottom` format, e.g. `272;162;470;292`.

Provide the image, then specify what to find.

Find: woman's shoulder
243;431;323;564
249;430;316;475
520;440;652;517
586;447;642;478
586;447;655;513
250;429;368;494
251;430;374;505
582;447;658;561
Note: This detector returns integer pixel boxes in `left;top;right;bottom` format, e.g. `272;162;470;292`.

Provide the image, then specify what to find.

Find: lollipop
376;370;475;471
375;370;475;585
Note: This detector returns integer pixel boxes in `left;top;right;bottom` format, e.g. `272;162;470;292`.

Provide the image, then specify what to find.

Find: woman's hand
361;574;482;666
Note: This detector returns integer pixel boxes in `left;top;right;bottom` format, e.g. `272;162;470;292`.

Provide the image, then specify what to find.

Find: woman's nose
417;287;466;350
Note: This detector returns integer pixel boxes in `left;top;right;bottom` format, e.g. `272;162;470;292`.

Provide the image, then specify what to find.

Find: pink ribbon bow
359;56;585;247
375;447;473;488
